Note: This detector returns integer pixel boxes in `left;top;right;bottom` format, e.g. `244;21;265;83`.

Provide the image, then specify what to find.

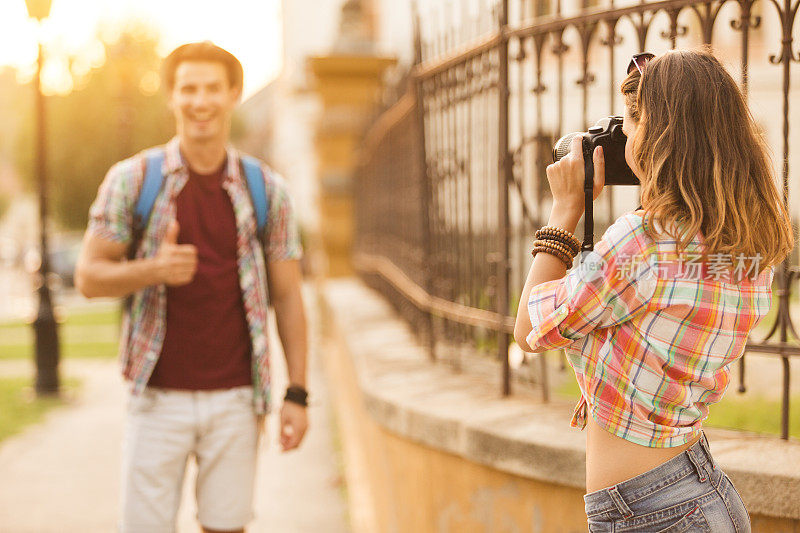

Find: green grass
703;393;800;438
554;376;800;439
0;341;119;360
751;293;782;340
0;306;120;361
0;376;81;443
748;278;800;341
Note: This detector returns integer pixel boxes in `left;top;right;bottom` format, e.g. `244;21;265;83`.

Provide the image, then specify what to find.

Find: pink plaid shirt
87;137;302;414
527;212;773;447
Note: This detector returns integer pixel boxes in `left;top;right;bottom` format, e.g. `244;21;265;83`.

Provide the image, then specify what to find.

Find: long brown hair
620;47;794;276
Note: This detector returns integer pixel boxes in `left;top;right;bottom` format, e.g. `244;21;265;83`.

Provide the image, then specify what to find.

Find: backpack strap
240;155;269;241
128;150;166;260
239;155;272;307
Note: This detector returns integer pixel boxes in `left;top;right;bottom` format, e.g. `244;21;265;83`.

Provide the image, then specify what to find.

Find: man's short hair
162;41;243;91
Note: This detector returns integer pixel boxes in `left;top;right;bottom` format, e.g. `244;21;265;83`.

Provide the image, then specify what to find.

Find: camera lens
553;132;582;162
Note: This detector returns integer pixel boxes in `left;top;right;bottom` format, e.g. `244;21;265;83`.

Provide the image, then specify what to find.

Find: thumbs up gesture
155;220;198;286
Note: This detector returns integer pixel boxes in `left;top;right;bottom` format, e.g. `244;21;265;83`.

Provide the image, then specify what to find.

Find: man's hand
279;401;308;452
155;221;198;286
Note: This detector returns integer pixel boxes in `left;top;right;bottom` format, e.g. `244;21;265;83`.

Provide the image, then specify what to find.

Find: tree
5;22;175;230
0;67;33;221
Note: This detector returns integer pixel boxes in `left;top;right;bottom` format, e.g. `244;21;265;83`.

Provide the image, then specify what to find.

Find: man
75;42;308;533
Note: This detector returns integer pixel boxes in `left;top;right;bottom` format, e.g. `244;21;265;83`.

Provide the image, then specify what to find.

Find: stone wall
319;278;800;533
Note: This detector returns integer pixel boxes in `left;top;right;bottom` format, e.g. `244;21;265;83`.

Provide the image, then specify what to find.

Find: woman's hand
515;136;606;352
545;134;605;215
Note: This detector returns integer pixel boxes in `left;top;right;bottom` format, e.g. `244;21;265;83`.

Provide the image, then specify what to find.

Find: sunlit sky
0;0;283;99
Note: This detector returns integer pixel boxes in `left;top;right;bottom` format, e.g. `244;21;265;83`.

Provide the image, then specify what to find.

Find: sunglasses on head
627;52;655;75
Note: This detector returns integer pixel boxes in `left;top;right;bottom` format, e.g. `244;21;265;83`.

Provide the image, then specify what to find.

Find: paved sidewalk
0;301;350;532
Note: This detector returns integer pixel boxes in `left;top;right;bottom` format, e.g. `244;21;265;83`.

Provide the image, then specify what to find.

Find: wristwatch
284;385;309;407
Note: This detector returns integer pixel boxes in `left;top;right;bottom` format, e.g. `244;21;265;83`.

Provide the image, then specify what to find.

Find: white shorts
119;385;258;533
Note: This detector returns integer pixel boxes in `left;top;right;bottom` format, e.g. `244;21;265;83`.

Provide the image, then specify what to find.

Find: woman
513;48;793;532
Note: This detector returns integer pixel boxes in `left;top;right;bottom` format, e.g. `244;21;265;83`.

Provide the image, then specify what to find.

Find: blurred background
1;0;800;531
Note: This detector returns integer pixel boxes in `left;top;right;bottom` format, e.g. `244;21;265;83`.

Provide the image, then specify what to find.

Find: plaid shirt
88;137;302;414
527;212;773;447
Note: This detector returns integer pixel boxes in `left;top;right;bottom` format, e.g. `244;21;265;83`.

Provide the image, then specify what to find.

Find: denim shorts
584;431;751;532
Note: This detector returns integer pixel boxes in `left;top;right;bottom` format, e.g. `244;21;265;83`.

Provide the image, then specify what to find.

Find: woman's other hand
545;134;605;215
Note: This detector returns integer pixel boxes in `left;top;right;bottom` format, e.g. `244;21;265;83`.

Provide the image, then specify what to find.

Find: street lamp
25;0;60;397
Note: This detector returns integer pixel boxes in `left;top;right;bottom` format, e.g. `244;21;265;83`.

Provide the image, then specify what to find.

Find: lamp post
25;0;60;397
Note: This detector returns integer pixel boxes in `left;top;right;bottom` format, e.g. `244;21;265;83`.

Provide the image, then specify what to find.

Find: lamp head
24;0;52;21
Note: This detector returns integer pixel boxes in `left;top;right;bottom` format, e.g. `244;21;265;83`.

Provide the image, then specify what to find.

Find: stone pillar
307;51;395;277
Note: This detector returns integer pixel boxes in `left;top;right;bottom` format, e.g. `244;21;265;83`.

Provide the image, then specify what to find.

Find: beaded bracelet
533;238;575;260
535;239;574;261
532;244;573;268
536;224;580;246
532;247;572;269
539;233;581;256
536;233;580;257
535;226;581;255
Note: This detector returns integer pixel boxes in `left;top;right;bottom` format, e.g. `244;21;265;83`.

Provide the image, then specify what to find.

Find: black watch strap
284;385;308;407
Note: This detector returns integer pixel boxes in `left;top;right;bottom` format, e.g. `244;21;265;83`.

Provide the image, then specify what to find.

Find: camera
552;116;639;187
551;116;640;253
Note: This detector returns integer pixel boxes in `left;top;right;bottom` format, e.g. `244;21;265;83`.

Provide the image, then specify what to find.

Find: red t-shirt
148;159;253;390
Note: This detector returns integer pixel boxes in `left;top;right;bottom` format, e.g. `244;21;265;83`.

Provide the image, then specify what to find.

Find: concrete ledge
322;277;800;521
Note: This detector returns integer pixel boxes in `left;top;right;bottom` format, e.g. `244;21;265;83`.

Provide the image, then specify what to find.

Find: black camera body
552;116;639;187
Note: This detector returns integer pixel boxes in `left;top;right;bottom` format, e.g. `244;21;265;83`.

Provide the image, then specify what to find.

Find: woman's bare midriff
585;410;702;494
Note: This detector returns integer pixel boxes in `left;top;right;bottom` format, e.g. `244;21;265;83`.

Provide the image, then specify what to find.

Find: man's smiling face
169;61;240;145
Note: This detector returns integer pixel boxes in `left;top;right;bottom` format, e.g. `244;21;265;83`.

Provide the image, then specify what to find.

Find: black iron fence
354;0;800;439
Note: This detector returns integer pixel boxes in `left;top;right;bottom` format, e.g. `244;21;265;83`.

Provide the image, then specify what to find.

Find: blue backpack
128;149;269;259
